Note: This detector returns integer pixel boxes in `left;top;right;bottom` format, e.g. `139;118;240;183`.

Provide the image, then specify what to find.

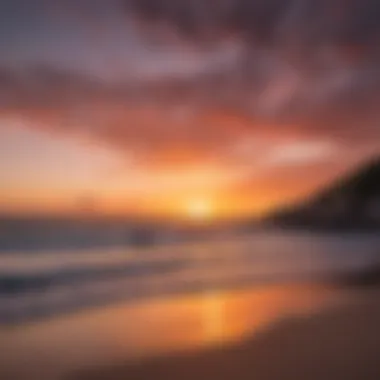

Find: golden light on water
0;284;341;380
201;290;225;343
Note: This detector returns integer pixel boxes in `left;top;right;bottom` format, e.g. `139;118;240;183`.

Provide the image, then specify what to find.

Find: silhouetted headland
266;156;380;231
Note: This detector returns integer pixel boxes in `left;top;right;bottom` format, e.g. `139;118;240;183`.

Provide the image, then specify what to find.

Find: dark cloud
126;0;380;81
126;0;291;45
126;0;380;48
0;0;379;164
124;1;380;132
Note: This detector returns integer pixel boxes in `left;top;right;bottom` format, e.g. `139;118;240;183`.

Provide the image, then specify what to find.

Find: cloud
0;62;378;171
125;0;380;125
266;140;337;166
0;0;379;170
125;0;292;45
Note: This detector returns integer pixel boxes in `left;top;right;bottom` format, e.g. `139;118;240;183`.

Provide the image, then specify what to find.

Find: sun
185;198;214;221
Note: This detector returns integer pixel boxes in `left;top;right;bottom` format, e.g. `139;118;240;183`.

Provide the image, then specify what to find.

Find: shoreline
1;267;380;380
0;280;348;380
72;283;380;380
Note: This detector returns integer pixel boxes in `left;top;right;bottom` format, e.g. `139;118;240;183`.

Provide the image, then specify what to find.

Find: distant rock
266;156;380;230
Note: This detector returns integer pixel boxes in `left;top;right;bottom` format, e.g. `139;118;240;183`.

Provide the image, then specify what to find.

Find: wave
1;231;379;324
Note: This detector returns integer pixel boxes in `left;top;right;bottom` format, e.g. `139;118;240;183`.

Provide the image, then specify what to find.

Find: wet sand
0;281;350;380
73;287;380;380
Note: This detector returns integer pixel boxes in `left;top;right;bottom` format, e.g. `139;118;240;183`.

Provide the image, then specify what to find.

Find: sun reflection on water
0;284;340;379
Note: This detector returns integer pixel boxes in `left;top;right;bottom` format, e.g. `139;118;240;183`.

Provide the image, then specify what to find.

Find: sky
0;0;379;220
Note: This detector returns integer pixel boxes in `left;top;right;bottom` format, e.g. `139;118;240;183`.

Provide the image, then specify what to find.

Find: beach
1;232;380;380
1;1;379;379
73;284;380;380
2;277;380;380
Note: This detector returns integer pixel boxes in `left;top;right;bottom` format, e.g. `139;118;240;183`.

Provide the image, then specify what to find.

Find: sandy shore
72;288;380;380
2;279;380;380
69;272;380;380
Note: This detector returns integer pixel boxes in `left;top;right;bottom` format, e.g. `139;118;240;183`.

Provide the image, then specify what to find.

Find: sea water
1;230;379;323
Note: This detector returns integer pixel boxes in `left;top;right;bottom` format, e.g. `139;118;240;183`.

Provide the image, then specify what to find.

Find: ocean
1;230;379;324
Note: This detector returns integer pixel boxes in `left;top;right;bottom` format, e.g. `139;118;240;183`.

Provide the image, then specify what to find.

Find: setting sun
185;198;214;221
